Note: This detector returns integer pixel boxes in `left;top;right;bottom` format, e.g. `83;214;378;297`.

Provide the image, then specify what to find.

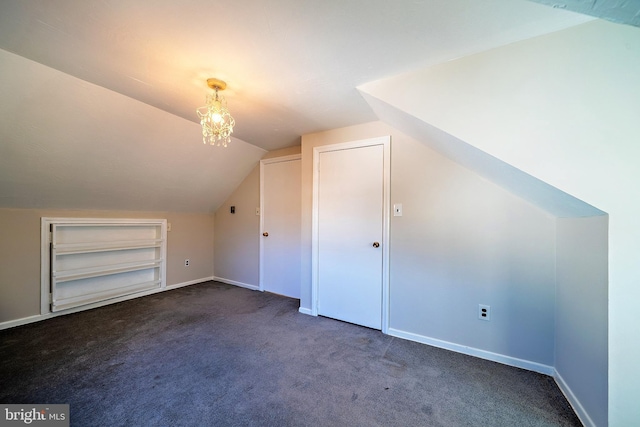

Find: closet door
261;156;301;298
316;144;384;329
311;136;390;331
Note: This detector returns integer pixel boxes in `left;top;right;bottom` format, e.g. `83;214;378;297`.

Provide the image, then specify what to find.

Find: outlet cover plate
479;304;490;321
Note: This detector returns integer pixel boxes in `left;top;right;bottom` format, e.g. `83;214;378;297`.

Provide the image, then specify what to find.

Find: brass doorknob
263;232;269;237
372;242;380;248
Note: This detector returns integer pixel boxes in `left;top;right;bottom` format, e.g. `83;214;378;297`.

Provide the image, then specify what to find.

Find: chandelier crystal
196;78;235;146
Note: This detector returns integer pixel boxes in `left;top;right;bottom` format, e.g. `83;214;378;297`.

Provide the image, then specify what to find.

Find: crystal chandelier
196;78;235;146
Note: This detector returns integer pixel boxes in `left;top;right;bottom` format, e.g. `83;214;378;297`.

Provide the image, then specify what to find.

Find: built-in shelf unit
41;218;167;314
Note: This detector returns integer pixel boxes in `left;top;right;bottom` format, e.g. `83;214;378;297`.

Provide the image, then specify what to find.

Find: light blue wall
556;215;608;427
301;122;558;368
389;134;557;365
214;165;261;288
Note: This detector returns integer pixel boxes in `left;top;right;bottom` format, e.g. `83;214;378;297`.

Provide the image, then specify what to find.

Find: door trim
259;154;302;292
311;136;391;333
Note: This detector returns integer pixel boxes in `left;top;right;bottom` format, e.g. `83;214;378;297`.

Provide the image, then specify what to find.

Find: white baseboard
387;328;555;376
0;314;48;331
167;277;214;289
554;370;595;427
0;277;214;331
213;276;260;291
298;307;313;315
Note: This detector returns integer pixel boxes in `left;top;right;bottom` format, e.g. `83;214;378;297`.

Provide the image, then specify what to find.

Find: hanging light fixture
196;78;235;146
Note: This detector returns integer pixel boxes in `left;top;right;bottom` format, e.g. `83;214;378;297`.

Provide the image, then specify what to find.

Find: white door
316;142;386;329
261;157;301;298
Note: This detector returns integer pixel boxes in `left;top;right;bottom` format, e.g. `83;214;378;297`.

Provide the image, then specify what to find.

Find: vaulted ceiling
0;0;633;213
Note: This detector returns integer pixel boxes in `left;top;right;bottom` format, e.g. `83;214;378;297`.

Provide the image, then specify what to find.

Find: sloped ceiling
527;0;640;27
0;0;605;212
0;49;266;212
359;90;605;218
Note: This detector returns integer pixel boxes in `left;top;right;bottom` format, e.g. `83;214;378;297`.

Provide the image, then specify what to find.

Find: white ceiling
4;0;625;213
0;0;594;151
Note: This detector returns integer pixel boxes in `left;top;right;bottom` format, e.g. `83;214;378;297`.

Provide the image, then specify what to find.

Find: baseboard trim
554;370;595;427
0;314;48;331
0;277;214;331
298;307;313;316
213;276;260;291
167;277;214;289
387;328;555;376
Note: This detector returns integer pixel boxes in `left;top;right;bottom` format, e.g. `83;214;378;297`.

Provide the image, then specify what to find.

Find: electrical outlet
184;259;190;267
479;304;490;321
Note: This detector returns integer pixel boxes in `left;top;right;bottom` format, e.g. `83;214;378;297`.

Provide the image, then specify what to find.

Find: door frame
259;154;302;292
311;136;391;333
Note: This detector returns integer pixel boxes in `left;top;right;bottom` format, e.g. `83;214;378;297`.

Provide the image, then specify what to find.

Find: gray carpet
0;281;581;426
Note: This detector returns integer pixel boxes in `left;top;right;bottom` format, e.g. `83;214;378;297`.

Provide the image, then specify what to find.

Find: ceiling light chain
196;78;235;147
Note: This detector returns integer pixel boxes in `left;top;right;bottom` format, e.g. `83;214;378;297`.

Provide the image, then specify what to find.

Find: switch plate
393;203;403;217
256;208;260;216
167;223;172;232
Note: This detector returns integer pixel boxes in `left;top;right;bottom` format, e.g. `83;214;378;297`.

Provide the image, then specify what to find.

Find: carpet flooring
0;281;582;426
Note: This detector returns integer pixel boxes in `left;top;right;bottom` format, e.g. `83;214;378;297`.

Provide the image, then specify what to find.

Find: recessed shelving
42;218;167;313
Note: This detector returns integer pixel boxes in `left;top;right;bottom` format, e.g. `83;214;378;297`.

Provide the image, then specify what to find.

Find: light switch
167;223;172;232
393;203;403;217
256;207;260;216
